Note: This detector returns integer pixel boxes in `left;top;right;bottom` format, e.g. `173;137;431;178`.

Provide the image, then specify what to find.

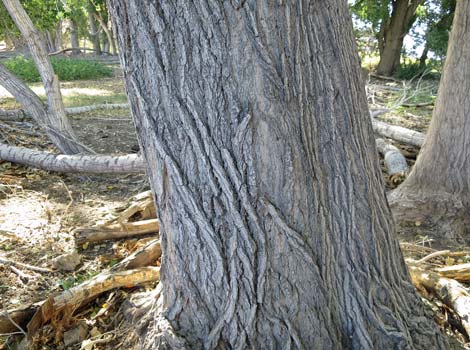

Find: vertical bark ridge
109;1;445;349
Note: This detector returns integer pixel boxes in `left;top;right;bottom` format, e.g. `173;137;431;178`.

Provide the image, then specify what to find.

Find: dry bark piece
111;239;161;271
75;219;159;245
436;264;470;282
0;305;37;334
52;253;82;272
27;267;160;339
409;265;470;337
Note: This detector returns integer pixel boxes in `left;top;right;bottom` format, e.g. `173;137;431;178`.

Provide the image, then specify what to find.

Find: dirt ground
0;75;469;349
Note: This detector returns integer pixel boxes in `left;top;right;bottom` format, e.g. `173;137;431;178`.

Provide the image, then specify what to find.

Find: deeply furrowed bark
389;0;470;239
109;1;445;349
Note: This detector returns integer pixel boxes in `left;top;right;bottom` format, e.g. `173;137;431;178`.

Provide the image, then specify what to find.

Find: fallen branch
48;47;113;56
27;267;160;339
65;103;130;115
0;103;130;120
74;219;159;245
409;265;470;337
402;101;434;108
0;255;52;273
0;143;145;173
375;138;409;178
372;118;425;147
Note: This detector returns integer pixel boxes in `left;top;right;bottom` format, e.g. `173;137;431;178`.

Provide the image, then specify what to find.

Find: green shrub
394;59;442;81
3;55;114;83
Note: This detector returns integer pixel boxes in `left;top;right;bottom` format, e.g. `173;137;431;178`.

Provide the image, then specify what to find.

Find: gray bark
87;2;101;55
376;138;409;176
390;0;470;238
109;1;446;349
0;142;144;173
2;0;86;154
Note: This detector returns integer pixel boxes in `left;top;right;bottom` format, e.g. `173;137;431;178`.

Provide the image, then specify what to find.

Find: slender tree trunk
93;11;116;55
2;0;87;154
376;0;424;76
109;1;446;349
87;2;101;55
69;18;80;55
390;0;470;239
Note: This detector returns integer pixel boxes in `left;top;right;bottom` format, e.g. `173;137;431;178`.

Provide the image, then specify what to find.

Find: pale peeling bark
390;0;470;238
109;1;445;349
2;0;86;154
0;142;144;173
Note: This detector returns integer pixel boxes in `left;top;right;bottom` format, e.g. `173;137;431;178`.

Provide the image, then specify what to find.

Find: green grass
3;55;114;83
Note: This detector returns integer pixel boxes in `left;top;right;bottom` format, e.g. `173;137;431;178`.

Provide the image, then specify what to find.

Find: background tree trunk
109;1;445;349
2;0;87;154
389;0;470;239
69;18;80;55
376;0;424;76
87;2;101;55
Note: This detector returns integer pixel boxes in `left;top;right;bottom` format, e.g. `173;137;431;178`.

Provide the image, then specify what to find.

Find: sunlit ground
0;77;128;108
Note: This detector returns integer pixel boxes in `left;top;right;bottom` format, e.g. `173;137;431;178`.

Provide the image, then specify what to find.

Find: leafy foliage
3;55;113;82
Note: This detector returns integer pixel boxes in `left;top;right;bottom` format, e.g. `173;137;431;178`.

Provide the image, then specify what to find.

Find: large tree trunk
376;0;424;76
389;0;470;239
2;0;86;154
109;1;445;349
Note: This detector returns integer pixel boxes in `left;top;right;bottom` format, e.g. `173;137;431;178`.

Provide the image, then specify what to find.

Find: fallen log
371;119;425;147
375;138;409;177
0;143;145;173
0;103;130;120
74;219;159;245
27;267;160;339
409;265;470;337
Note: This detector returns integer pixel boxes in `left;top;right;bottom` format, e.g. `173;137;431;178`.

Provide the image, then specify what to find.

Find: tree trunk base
389;188;470;240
